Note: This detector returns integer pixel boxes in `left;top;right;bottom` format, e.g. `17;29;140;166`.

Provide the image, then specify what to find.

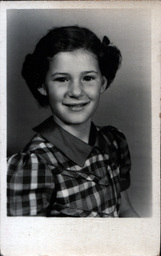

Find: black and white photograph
0;2;160;256
7;8;151;218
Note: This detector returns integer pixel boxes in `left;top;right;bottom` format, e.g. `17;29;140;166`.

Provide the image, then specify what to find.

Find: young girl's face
41;49;107;127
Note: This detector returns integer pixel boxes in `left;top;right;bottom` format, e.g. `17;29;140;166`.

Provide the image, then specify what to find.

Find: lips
63;101;90;111
64;102;89;106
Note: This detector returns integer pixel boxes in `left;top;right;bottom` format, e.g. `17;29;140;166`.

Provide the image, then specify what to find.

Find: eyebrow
51;71;99;77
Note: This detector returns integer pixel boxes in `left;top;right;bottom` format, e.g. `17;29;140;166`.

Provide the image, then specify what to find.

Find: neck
53;117;92;144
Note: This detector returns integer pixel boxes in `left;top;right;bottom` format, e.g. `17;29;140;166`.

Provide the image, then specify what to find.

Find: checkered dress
7;117;131;217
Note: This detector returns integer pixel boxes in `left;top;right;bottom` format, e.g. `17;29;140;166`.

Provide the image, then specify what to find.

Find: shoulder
7;134;56;179
97;125;128;148
7;151;56;193
22;133;49;152
8;133;57;167
7;151;44;180
8;151;40;167
7;135;42;168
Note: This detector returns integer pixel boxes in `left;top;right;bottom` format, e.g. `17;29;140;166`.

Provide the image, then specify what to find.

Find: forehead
48;49;100;72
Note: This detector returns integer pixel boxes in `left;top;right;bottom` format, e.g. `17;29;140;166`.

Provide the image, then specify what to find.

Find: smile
63;102;90;111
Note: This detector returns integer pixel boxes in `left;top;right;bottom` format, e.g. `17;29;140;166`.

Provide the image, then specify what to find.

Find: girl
7;26;138;217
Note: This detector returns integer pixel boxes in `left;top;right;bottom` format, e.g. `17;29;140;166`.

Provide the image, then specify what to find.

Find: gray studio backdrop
7;9;151;217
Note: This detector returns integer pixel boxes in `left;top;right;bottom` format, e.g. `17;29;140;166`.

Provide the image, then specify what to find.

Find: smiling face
40;49;107;128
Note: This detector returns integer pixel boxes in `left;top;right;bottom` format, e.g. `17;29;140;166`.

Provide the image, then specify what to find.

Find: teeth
72;104;83;107
65;103;88;107
65;103;89;110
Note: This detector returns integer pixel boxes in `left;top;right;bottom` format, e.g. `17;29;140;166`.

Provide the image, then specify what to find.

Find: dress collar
33;116;98;167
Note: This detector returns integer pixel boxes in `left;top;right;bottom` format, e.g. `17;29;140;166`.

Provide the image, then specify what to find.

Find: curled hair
22;26;122;107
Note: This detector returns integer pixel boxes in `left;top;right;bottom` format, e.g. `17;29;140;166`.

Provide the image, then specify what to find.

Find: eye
54;77;69;82
83;76;95;82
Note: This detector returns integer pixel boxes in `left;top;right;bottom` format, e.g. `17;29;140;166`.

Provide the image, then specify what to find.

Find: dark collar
33;117;98;167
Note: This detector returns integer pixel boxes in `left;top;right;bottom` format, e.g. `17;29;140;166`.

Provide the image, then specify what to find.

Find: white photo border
0;2;160;256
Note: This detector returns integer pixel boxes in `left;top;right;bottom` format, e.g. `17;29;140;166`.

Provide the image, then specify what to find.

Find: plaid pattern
7;120;131;217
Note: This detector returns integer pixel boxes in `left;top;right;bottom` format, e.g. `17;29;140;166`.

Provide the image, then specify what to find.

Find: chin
53;110;94;126
61;114;92;125
63;119;89;125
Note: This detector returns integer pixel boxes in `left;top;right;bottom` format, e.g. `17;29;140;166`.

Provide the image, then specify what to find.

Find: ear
37;85;47;96
100;76;107;94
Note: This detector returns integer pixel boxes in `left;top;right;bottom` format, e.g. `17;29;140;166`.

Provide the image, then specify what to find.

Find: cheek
47;86;64;102
86;86;102;100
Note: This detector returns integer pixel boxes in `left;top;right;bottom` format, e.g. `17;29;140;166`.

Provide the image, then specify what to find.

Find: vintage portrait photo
0;2;160;256
7;8;151;218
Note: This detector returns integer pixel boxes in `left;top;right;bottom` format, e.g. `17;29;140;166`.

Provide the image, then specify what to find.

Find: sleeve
107;126;131;192
7;152;55;216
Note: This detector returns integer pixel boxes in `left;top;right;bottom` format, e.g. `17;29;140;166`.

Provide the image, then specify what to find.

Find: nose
68;80;84;98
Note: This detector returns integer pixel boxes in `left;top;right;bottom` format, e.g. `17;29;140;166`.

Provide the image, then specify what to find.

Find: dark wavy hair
22;26;122;107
